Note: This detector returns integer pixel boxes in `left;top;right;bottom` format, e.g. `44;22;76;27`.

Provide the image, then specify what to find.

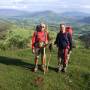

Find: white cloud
12;5;27;9
13;0;23;2
82;5;90;9
0;0;90;13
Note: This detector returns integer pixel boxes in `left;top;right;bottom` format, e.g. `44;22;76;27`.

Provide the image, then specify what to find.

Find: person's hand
45;41;48;45
67;46;70;49
32;49;35;54
54;41;56;45
69;51;72;54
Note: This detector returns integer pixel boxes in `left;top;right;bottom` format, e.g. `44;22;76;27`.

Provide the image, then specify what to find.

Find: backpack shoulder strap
65;32;69;43
35;31;38;36
44;31;48;39
67;32;71;39
44;31;47;38
65;32;69;38
34;31;38;42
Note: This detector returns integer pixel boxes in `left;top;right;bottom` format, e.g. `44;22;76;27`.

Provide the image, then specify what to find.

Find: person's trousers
58;48;69;68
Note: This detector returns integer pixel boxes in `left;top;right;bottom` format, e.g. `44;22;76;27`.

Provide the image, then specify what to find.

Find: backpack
36;25;41;32
66;26;73;37
58;32;69;49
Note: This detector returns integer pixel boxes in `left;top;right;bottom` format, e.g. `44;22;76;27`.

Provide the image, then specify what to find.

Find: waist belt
34;41;45;48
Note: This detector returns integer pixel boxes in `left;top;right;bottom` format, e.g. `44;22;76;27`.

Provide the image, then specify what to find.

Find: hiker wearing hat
32;23;49;72
54;24;72;72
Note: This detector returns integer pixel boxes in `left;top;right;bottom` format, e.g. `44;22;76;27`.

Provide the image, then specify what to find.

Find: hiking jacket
32;31;49;49
54;32;72;50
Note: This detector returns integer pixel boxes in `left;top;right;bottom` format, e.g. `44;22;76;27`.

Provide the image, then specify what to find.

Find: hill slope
0;48;90;90
79;17;90;23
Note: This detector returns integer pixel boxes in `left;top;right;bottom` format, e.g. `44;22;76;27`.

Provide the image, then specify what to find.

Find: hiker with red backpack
32;23;49;72
54;24;72;72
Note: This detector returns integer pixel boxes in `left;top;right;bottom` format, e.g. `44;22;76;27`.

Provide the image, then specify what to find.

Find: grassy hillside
0;48;90;90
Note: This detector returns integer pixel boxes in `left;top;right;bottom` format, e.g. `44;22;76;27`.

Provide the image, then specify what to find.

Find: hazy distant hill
0;9;29;17
79;17;90;23
61;11;90;19
0;9;90;25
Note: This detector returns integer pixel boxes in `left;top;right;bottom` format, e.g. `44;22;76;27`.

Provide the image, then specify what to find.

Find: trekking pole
43;47;46;75
44;44;52;74
46;43;52;73
46;52;51;72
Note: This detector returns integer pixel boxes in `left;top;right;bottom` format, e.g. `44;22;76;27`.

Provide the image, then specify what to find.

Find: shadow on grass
0;56;35;71
0;56;56;72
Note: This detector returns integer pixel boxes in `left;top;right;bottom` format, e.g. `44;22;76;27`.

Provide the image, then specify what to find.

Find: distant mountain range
0;9;29;17
79;17;90;23
60;11;90;18
0;9;90;24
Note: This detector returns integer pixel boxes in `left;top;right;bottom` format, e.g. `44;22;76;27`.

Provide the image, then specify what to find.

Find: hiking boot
57;65;63;72
46;66;48;72
59;65;63;71
41;65;46;71
34;66;38;72
61;68;67;73
61;68;65;72
57;68;60;72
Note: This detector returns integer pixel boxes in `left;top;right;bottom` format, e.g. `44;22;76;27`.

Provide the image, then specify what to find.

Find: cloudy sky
0;0;90;13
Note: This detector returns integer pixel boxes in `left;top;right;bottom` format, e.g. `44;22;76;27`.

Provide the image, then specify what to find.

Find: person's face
60;24;65;33
40;24;45;31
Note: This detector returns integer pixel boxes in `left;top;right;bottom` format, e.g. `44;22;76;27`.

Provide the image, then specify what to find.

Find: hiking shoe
41;65;46;71
57;65;62;72
57;68;60;72
61;68;66;73
59;66;63;71
34;66;38;72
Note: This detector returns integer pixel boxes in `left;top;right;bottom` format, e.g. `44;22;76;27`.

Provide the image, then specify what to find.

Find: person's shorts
35;47;45;57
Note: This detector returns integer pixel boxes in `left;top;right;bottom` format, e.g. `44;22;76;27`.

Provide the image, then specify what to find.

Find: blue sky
0;0;90;13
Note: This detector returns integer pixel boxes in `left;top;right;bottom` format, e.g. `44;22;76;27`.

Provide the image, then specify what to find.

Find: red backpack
66;26;73;37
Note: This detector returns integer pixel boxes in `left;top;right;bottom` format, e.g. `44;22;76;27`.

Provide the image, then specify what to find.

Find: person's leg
57;48;63;72
62;48;68;72
34;48;40;72
57;48;60;66
34;56;38;72
67;50;72;63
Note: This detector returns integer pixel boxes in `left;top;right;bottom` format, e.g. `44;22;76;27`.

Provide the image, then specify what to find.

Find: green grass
0;48;90;90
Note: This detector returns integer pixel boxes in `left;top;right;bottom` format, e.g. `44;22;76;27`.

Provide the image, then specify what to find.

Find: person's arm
32;32;36;53
54;33;59;45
